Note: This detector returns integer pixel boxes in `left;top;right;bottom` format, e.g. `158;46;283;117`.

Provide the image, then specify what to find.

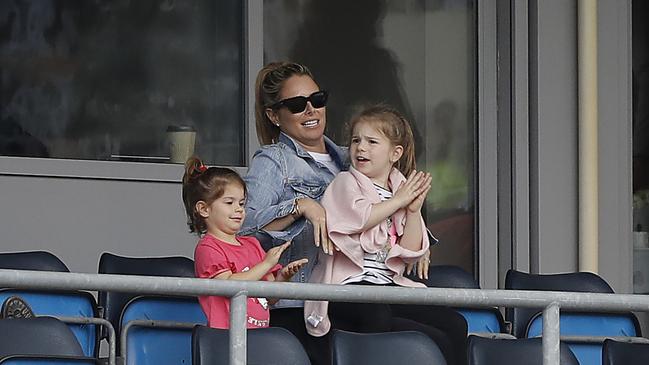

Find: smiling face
265;75;327;153
350;118;403;188
197;182;246;242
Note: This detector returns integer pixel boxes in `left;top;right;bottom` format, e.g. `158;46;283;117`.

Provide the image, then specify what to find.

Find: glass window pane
264;0;476;274
633;0;649;293
0;0;244;165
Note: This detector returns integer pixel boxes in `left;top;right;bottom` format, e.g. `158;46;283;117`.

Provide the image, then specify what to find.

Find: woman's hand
297;198;335;255
277;258;309;281
405;249;431;280
393;171;432;211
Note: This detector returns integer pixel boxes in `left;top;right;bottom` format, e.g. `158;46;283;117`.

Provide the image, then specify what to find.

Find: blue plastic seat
0;290;98;358
192;325;311;365
527;313;639;365
414;265;506;334
506;269;642;365
120;295;206;365
97;252;195;345
0;251;99;357
0;317;99;364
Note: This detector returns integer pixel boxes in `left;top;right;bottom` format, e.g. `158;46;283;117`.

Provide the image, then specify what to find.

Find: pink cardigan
304;167;430;336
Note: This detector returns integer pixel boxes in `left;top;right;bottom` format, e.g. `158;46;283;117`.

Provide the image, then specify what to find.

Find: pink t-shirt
194;234;281;329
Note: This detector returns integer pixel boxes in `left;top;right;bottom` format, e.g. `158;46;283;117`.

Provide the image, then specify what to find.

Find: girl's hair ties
198;165;207;172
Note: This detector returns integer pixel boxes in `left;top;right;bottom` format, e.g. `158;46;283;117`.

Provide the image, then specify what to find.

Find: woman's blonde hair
347;104;417;177
255;62;314;145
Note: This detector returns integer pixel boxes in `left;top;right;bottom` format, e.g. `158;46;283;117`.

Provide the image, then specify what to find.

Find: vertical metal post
230;291;248;365
542;302;561;365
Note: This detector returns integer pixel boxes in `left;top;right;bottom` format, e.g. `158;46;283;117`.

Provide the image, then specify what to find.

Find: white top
308;151;341;175
341;183;395;285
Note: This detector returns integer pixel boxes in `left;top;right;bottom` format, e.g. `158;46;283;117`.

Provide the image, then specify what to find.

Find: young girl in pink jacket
304;105;467;365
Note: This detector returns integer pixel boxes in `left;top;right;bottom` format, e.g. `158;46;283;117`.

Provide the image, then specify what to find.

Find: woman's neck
296;139;327;153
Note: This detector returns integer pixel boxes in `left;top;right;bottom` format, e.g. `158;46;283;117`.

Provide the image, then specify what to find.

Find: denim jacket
241;132;348;305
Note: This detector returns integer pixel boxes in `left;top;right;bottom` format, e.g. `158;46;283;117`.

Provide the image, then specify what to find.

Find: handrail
1;269;648;365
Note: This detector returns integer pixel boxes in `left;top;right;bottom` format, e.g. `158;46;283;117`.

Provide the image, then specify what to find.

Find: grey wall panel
529;0;579;273
597;0;632;294
0;175;196;273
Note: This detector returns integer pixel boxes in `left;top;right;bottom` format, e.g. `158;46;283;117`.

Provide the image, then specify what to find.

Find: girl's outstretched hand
278;258;309;281
264;240;292;266
393;171;431;210
298;198;335;256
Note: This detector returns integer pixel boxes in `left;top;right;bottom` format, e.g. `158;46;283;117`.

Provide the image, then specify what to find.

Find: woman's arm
242;149;296;238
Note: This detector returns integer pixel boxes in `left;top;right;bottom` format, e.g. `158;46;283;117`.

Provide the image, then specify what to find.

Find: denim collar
278;132;349;170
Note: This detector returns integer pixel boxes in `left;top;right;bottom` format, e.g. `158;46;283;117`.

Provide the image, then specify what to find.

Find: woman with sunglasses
240;62;348;363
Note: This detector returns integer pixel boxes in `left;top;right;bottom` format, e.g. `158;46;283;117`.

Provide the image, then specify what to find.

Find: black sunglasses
270;90;329;114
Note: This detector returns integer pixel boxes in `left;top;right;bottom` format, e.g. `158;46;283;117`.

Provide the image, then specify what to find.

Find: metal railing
1;269;649;365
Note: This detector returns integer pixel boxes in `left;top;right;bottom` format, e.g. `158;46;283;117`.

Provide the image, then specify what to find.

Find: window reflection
265;0;476;274
0;0;244;165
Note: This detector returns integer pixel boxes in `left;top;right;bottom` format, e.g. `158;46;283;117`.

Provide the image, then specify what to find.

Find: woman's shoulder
253;142;293;156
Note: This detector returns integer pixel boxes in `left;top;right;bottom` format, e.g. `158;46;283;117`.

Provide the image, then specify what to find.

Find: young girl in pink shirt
182;157;307;329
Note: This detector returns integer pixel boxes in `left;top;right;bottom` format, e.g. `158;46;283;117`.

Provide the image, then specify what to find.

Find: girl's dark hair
347;104;417;176
255;61;314;145
181;156;246;235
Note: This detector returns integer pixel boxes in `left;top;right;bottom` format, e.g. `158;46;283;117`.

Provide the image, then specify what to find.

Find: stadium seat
467;336;579;365
97;252;195;342
331;329;446;365
413;265;507;334
602;338;649;365
0;317;99;364
192;325;310;365
0;251;69;272
506;269;641;365
0;251;99;357
120;295;206;365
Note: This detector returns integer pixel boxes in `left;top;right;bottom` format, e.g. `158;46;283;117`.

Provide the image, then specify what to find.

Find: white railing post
230;291;248;365
542;302;561;365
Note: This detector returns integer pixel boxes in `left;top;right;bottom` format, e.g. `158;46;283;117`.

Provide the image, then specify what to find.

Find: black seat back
0;317;84;357
332;329;446;365
505;269;615;337
468;336;579;365
0;251;69;272
192;325;311;365
602;339;649;365
98;252;195;337
416;264;480;289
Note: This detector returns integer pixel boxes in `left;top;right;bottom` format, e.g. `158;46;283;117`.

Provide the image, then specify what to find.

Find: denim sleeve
241;147;305;244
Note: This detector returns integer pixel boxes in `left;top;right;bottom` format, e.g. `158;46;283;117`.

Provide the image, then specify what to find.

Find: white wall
0;173;196;273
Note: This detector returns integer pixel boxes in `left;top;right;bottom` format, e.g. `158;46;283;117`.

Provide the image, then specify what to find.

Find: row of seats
0;250;645;364
0;251;203;365
413;265;643;365
2;317;646;365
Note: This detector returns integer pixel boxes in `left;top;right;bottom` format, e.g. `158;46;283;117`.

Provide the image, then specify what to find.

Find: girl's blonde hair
348;104;416;177
255;62;315;145
181;156;246;235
